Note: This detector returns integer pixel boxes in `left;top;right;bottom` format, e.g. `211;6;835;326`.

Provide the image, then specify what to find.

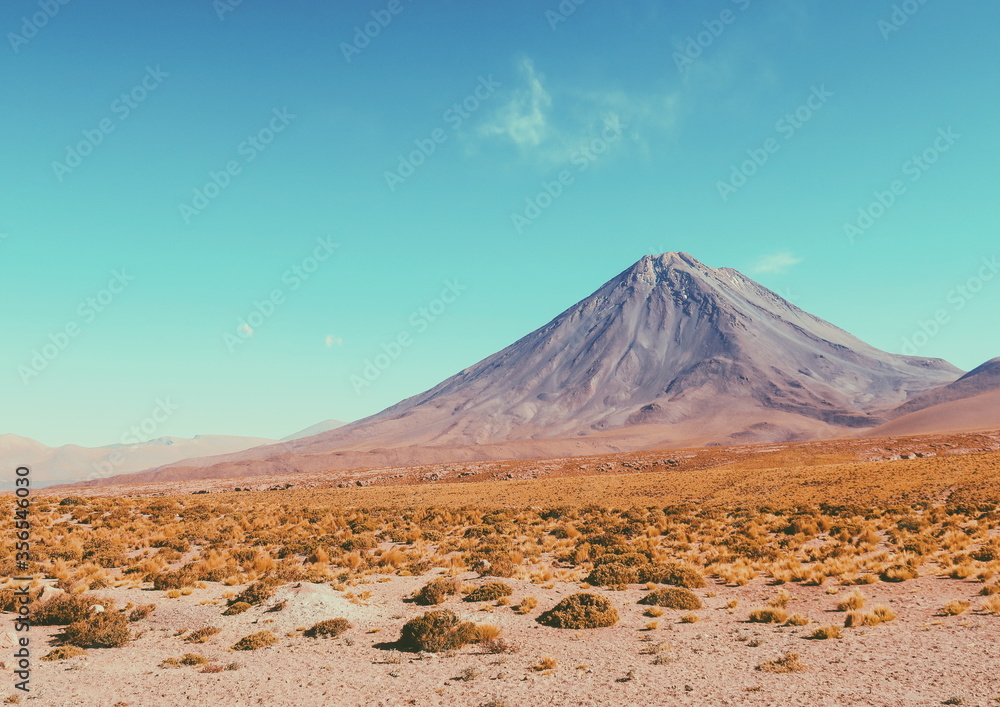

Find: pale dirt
20;573;1000;707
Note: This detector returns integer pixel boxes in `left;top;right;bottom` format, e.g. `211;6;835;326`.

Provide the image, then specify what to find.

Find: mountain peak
289;252;961;446
638;251;707;272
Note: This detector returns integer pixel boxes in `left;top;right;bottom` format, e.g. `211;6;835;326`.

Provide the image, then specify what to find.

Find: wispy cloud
478;57;682;165
752;251;803;274
480;58;552;149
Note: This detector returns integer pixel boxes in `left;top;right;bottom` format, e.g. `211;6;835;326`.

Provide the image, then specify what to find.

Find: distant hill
281;420;346;442
0;433;276;488
871;358;1000;436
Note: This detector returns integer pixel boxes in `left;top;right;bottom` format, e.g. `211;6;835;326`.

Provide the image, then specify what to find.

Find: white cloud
752;251;803;274
479;57;683;165
480;58;552;149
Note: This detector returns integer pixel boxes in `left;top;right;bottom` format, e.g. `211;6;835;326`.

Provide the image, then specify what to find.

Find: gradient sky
2;0;998;448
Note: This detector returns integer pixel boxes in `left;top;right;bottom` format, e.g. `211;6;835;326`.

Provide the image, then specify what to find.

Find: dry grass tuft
810;625;842;640
748;607;788;624
756;652;808;673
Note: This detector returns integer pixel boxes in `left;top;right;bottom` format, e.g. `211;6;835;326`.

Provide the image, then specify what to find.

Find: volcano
70;252;963;487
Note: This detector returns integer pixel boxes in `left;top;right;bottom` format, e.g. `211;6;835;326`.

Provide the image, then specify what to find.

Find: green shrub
231;631;278;651
537;593;619;629
413;578;460;606
304;618;351;639
464;582;513;603
63;612;131;648
399;610;478;652
638;587;702;610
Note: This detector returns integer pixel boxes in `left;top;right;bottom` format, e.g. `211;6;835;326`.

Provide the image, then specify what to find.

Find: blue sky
2;0;998;447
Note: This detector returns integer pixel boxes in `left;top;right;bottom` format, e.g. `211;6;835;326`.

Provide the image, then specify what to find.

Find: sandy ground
17;572;1000;707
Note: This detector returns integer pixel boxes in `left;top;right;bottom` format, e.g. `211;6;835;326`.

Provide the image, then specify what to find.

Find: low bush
185;626;221;643
639;562;706;589
63;612;131;648
413;578;461;606
638;587;702;611
464;583;514;603
586;563;639;587
537;593;619;629
151;570;196;591
231;631;278;651
223;602;251;616
128;604;156;622
41;646;86;661
304;618;351;639
34;594;111;626
399;610;478;652
231;579;279;607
